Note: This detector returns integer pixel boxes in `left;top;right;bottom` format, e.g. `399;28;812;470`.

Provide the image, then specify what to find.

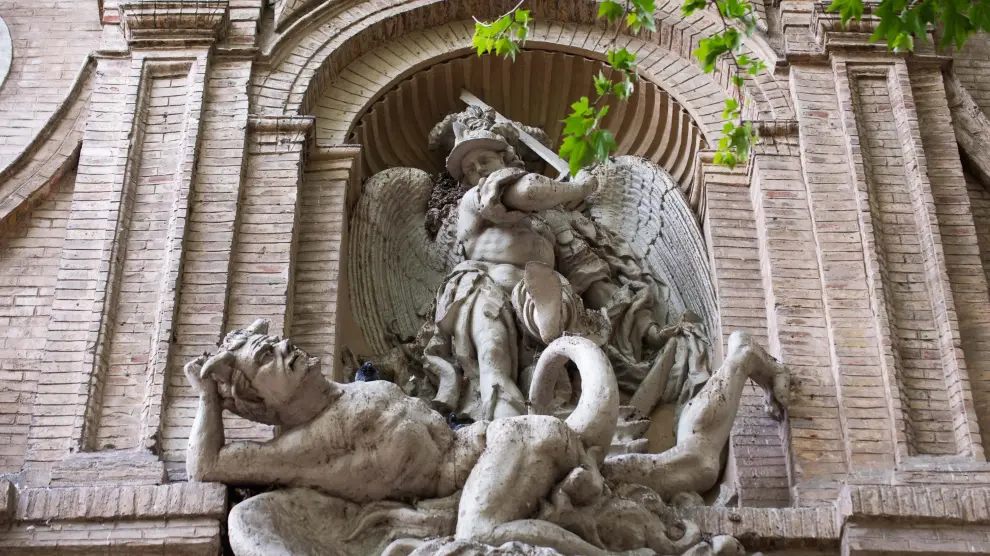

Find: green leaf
590;128;618;162
495;38;508;56
681;0;709;16
570;96;594;117
607;48;638;72
722;98;739;119
613;76;635;99
626;0;657;32
827;0;864;25
971;0;990;32
472;32;488;55
941;0;975;48
891;31;914;52
562;97;595;136
560;134;594;176
598;0;625;23
594;71;613;96
732;75;744;87
514;9;531;23
723;28;742;50
627;12;642;32
694;36;728;73
492;14;513;34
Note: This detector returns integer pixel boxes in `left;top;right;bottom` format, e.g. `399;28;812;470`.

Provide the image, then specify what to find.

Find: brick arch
250;0;794;124
312;24;725;146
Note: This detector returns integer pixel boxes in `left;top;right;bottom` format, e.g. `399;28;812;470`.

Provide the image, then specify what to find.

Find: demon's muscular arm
500;170;598;212
186;356;225;482
185;357;290;485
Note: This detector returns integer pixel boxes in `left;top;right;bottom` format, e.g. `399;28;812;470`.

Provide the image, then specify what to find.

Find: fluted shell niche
340;50;707;191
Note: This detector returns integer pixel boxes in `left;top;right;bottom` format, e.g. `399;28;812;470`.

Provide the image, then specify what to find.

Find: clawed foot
727;331;791;420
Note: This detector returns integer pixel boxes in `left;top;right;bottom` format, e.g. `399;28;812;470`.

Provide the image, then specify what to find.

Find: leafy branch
472;0;768;174
689;0;765;167
472;1;533;61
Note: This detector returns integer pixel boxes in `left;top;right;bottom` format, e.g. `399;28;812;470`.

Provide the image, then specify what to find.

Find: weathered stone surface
1;0;990;553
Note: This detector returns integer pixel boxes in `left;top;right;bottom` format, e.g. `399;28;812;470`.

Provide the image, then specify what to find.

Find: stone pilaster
749;121;848;506
702;153;791;507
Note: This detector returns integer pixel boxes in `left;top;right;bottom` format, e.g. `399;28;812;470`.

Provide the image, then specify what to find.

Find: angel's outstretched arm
501;171;597;212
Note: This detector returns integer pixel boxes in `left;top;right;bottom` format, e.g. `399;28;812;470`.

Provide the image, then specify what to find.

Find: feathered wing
348;168;462;355
588;156;719;342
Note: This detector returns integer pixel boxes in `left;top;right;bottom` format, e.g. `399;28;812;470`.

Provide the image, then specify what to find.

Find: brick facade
3;0;990;554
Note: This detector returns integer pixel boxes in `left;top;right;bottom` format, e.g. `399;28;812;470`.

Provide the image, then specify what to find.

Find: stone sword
459;89;572;179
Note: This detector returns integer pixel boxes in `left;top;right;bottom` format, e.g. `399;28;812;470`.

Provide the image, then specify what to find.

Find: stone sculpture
186;107;791;555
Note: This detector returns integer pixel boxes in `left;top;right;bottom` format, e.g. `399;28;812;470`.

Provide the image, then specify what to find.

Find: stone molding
50;452;167;488
119;0;230;47
841;483;990;526
679;506;840;550
751;119;801;155
247;115;315;152
2;482;225;556
248;115;315;137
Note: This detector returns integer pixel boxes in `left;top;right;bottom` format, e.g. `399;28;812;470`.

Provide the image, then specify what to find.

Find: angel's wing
348;168;462;354
589;156;719;341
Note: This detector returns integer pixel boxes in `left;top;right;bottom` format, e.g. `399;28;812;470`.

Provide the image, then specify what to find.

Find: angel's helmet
446;121;512;186
429;106;549;186
199;319;323;426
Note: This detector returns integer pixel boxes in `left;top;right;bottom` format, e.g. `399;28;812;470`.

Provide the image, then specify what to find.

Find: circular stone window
0;16;11;89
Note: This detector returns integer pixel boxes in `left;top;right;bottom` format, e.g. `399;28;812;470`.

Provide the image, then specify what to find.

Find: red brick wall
0;169;73;473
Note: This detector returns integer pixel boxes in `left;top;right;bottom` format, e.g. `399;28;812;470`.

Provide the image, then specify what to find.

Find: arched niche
312;25;721;357
336;49;707;192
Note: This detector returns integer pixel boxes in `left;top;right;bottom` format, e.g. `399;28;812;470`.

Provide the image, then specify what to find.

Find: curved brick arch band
311;26;728;148
250;0;794;126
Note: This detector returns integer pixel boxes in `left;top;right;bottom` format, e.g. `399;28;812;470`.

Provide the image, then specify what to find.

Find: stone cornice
119;0;229;48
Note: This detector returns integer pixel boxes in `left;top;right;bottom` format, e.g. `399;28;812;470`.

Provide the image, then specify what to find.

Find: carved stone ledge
677;506;840;551
840;483;990;526
752;119;801;154
1;515;221;556
14;482;226;523
49;451;167;487
119;0;229;48
248;115;316;151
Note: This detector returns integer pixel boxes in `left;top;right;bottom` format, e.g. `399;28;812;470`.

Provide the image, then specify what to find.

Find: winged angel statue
183;107;790;556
